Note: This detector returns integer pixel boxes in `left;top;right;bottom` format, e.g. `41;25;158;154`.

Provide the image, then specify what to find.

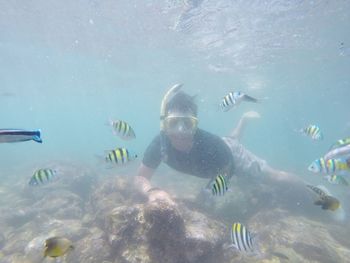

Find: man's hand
148;189;176;207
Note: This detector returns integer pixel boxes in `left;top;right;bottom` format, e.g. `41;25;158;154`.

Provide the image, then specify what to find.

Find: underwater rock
181;207;226;263
0;253;36;263
246;208;350;263
106;205;151;263
31;189;84;220
24;235;48;263
64;168;97;200
71;226;112;263
89;179;126;227
2;220;40;256
103;187;227;263
43;218;89;241
3;208;38;228
0;232;5;249
145;198;187;263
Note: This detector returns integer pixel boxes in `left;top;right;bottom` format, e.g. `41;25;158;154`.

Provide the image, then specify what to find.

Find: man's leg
229;111;261;139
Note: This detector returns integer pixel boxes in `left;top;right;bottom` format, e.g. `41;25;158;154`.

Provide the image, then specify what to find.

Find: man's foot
243;110;261;119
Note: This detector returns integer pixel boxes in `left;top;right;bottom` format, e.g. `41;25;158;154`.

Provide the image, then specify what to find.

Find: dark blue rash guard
142;129;234;179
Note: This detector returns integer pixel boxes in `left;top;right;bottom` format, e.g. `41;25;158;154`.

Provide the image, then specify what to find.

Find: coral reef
0;162;350;263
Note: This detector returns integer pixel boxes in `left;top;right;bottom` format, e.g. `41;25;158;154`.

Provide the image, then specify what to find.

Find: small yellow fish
306;185;340;211
314;195;340;211
44;237;74;258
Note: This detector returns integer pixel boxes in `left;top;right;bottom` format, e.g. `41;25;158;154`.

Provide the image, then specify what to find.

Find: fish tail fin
105;118;114;127
333;206;346;222
254;96;269;104
252;242;267;260
215;103;222;112
293;127;304;134
95;154;106;163
95;154;114;169
243;94;259;103
222;243;236;250
33;129;42;143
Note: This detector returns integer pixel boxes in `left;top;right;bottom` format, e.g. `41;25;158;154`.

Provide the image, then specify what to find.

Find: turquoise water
0;1;350;262
1;0;350;201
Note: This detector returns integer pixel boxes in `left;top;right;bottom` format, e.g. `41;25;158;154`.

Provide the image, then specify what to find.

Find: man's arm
134;163;155;195
134;164;176;205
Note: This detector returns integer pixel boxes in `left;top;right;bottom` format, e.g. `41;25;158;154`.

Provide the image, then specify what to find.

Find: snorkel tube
160;83;183;161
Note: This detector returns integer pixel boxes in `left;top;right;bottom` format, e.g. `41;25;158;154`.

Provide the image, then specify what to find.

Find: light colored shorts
222;136;268;178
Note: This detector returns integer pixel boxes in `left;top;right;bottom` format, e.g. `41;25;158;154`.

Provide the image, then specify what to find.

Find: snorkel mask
164;113;198;136
160;84;198;136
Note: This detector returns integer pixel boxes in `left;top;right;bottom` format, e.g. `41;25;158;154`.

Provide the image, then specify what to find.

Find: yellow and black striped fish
301;124;323;140
29;169;57;186
231;222;255;253
105;148;137;165
109;120;136;140
211;174;228;196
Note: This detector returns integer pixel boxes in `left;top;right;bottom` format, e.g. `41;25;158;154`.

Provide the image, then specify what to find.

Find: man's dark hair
165;91;198;117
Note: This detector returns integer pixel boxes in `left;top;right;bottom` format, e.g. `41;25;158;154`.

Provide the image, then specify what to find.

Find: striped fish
105;148;137;165
29;169;57;186
300;124;323;140
329;137;350;150
220;91;258;112
324;175;349;186
306;184;329;197
108;120;136;140
0;129;42;143
308;158;350;174
211;174;228;196
231;222;255;253
324;144;350;161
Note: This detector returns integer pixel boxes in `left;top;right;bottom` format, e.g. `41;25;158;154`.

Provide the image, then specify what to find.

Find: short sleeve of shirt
142;135;162;169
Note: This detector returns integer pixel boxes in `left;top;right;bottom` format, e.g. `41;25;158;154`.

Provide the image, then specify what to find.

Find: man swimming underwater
134;84;300;204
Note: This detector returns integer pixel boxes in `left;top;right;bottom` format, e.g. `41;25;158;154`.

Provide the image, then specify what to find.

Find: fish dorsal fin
316;185;331;196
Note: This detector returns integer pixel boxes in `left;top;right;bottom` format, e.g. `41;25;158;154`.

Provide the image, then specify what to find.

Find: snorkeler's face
164;110;198;138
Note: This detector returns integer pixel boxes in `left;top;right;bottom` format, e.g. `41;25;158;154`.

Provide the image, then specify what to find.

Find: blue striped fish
329;137;350;150
308;158;350;174
211;174;228;196
0;129;42;143
300;124;323;140
324;144;350;161
29;169;57;186
231;222;255;253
